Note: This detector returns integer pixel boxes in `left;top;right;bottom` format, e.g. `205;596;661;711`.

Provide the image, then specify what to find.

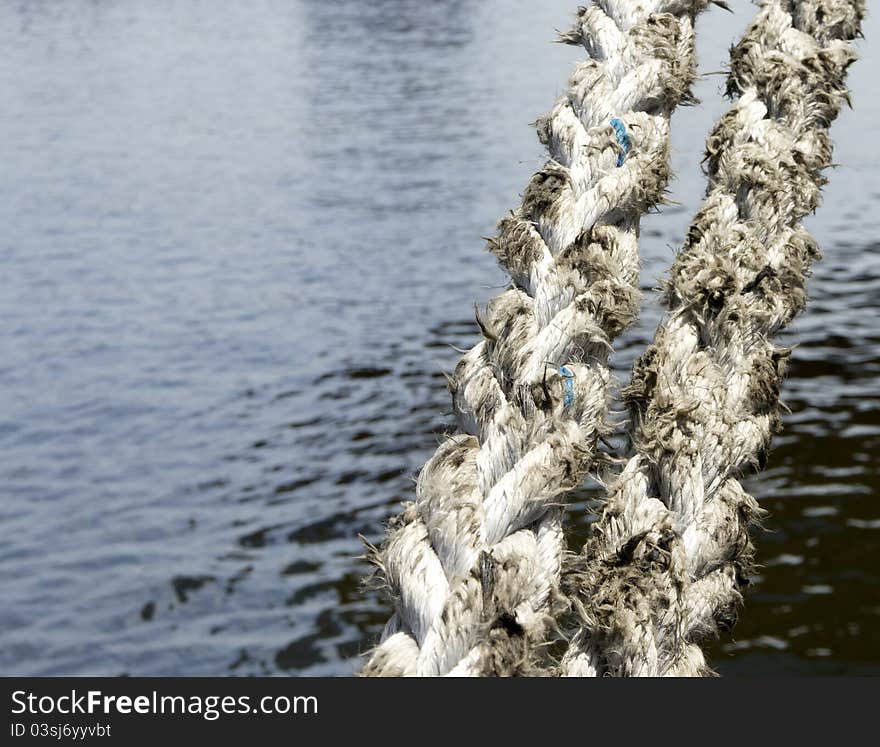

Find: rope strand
362;0;712;677
560;0;864;678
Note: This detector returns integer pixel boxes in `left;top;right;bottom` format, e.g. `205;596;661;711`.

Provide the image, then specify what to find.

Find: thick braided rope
361;0;712;678
560;0;863;677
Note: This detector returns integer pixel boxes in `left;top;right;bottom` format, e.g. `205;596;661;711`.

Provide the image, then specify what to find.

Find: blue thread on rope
560;366;575;409
610;117;630;167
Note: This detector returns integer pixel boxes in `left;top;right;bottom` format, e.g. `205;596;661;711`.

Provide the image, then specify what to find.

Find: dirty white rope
361;0;713;677
560;0;863;677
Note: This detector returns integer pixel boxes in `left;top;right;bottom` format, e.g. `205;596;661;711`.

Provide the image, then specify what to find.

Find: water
0;0;877;676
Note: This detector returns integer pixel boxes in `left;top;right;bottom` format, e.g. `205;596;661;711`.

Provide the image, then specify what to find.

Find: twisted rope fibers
361;0;713;677
560;0;864;677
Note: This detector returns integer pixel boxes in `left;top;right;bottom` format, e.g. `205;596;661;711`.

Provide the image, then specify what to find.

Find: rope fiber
560;0;864;677
361;0;713;677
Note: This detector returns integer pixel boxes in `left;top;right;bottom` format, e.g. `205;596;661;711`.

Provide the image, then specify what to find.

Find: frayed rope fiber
559;0;864;678
361;0;713;677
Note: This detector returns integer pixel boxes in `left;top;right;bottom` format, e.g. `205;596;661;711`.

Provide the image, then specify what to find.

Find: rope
560;0;864;677
361;0;712;677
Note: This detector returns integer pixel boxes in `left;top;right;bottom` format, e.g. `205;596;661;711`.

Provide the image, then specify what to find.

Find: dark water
1;0;877;676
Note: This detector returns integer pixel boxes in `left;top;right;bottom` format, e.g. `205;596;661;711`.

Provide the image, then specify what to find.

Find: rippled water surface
1;0;878;676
